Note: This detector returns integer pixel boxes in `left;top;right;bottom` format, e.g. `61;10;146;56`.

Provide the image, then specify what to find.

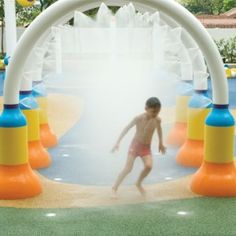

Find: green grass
0;197;236;236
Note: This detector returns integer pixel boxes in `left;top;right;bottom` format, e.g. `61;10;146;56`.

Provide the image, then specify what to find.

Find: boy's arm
156;118;166;154
111;117;137;152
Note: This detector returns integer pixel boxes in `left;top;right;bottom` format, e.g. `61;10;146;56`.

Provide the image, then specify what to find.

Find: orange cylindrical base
166;122;187;147
29;140;51;169
40;124;57;148
191;161;236;197
176;139;203;167
0;163;42;199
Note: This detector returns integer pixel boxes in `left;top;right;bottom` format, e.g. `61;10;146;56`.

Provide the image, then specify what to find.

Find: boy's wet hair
146;97;161;109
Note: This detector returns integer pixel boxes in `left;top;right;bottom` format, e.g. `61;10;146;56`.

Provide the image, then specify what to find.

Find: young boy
111;97;166;196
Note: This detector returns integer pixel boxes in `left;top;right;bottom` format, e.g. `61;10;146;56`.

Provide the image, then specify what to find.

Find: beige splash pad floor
0;94;235;208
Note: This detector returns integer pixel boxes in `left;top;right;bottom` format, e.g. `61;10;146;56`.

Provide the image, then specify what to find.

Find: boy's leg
136;155;153;195
112;155;136;192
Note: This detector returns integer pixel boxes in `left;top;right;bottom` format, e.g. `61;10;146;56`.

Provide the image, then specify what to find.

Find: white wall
207;28;236;40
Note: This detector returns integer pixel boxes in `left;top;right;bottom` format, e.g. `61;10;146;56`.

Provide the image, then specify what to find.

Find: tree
180;0;235;15
223;0;236;12
215;37;236;63
84;6;120;18
0;0;59;54
15;0;59;25
16;5;40;26
39;0;58;12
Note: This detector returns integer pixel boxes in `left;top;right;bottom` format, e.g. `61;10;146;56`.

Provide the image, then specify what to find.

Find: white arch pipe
21;1;206;87
3;0;227;105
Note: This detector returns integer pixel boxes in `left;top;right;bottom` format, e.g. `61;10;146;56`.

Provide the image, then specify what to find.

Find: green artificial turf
0;197;236;236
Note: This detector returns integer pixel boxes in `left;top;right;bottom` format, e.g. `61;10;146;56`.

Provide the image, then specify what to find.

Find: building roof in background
196;8;236;28
223;7;236;18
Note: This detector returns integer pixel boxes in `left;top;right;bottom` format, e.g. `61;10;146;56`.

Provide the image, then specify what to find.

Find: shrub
215;37;236;63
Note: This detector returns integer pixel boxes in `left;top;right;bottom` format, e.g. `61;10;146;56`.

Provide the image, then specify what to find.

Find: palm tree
39;0;58;12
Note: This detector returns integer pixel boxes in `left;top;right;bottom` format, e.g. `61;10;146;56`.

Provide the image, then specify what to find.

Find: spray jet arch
3;0;228;104
0;0;235;199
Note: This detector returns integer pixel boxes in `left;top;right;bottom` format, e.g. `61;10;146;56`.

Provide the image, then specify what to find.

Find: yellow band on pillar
188;108;211;140
23;109;40;141
205;125;235;163
175;96;190;123
37;97;48;124
0;126;28;165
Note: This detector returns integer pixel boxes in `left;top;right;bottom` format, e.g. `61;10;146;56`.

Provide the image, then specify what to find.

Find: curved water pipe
159;13;206;72
18;2;204;100
23;2;206;81
1;0;235;199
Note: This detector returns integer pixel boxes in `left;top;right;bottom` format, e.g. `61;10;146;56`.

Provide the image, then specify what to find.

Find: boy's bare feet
135;182;146;196
111;187;119;199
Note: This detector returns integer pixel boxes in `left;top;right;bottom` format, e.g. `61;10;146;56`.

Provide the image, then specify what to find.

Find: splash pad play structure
0;0;235;207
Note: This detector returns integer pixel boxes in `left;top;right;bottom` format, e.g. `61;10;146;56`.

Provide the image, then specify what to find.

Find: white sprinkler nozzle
193;71;209;90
